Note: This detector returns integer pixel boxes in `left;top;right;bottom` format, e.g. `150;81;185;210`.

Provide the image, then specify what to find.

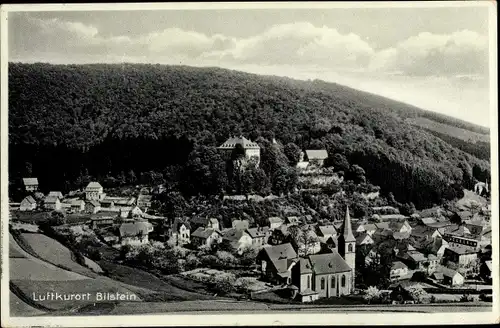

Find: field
20;232;100;277
98;260;214;301
9;291;46;317
406;117;490;144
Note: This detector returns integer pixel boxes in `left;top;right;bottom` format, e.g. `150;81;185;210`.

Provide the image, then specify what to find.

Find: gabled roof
355;233;373;245
86;181;103;190
316;225;337;237
308;251;352;274
439;266;462;279
218;136;260;149
406;251;427;262
374;222;390;230
363;224;377;232
445;245;478;255
246;226;269;238
48;191;63;198
379;214;407;221
119;221;153;237
44;196;60;204
232;219;250;230
262;243;297;262
305;149;328;160
137;194;153;202
432;272;444;280
223;228;249;242
268;217;283;225
172;218;191;232
485;260;492;272
192;227;220;239
298;258;313;274
22;195;36;204
420;217;437;225
23;178;38;186
391;261;408;270
86;200;100;207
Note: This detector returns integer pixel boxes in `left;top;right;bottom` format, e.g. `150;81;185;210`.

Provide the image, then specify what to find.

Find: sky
7;4;494;127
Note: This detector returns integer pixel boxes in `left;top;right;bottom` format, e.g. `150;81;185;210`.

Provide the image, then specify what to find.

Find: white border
1;2;498;327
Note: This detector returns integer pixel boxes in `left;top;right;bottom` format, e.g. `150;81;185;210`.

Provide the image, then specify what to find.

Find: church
291;206;356;302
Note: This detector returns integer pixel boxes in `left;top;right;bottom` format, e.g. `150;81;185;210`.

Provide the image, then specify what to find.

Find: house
292;251;354;302
218;136;261;166
44;196;61;211
287;227;321;256
464;217;488;236
304;149;329;167
90;216;115;230
119;221;153;246
19;196;37;211
361;224;377;236
232;219;250;230
47;191;63;199
100;199;115;209
246;226;270;248
129;206;143;218
388;220;412;234
426;254;438;274
85;200;101;214
442;226;481;251
379;214;408;222
420;217;437;226
190;217;220;231
390;261;409;281
191;227;222;248
398;250;428;271
222;228;253;254
443;246;478;267
23;177;39;192
355;233;374;246
431;271;444;282
315;224;337;243
70;199;85;213
364;246;382;266
439;266;465;286
258;243;299;285
284;216;302;226
85;182;104;201
372;206;399;215
411;225;442;243
136;194;153;211
268;217;284;230
169;218;191;246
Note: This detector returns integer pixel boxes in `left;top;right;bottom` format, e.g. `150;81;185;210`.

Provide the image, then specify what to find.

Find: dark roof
23;178;38;186
298;258;313;274
445;245;478;255
119;221;152;237
391;261;408;270
262;243;297;262
219;136;260;149
439;266;462;278
86;181;103;190
232;219;250;230
137;194;153;202
355;233;373;245
340;206;355;242
246;226;269;238
22;195;36;204
308;251;352;274
191;227;220;239
406;251;427;262
305;149;328;160
44;196;59;204
375;222;390;230
172;218;191;232
432;272;444;280
223;228;248;241
87;200;100;207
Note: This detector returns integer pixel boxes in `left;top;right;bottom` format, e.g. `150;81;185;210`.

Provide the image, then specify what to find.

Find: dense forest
8;63;490;209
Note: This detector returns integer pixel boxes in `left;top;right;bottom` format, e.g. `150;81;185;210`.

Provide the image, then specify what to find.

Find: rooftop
119;221;153;237
192;227;220;239
305;149;328;161
23;178;38;186
86;181;103;190
308;251;352;274
219;136;260;149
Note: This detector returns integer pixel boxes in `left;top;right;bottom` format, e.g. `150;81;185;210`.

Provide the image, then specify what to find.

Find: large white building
218;136;260;166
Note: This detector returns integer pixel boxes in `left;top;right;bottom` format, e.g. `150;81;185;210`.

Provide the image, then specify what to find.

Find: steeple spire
342;205;356;242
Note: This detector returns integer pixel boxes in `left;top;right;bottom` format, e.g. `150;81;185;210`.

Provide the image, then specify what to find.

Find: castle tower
338;205;356;289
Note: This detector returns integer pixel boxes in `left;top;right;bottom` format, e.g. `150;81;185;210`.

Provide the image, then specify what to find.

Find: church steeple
342;205;356;242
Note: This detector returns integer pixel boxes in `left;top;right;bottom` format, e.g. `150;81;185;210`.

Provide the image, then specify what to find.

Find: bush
460;294;474;302
363;286;381;304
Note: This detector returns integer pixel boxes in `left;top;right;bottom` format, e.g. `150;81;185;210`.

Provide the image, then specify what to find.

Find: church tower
338;205;356;289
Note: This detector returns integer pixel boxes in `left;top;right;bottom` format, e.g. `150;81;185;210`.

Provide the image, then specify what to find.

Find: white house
44;196;61;211
191;228;223;248
390;261;409;281
119;221;154;246
85;182;104;201
19;196;37;211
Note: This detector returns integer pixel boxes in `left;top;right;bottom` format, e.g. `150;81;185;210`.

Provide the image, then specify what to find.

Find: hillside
8;63;490;209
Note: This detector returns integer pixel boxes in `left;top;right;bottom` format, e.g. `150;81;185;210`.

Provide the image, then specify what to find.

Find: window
331;276;335;288
348;243;353;252
341;275;346;287
307;275;311;289
320;278;325;290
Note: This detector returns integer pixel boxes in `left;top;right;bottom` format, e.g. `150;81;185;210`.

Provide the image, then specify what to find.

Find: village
9;136;493;306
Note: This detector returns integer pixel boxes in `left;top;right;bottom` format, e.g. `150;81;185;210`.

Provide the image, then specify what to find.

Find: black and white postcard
1;2;498;326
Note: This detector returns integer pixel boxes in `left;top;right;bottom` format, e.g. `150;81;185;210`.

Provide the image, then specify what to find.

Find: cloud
12;15;489;79
369;30;489;77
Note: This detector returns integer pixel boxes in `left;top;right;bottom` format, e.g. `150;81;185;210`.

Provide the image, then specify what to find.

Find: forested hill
8;63;490;208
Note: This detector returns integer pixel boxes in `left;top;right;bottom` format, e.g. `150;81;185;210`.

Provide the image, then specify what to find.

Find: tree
348;164;366;184
158;191;188;218
284;142;302;166
364;286;381;304
329;153;350;172
400;202;416;216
